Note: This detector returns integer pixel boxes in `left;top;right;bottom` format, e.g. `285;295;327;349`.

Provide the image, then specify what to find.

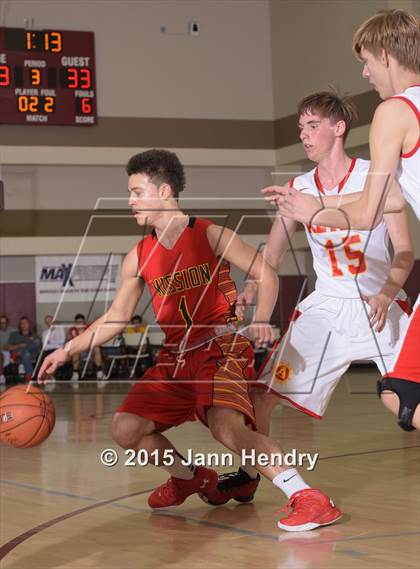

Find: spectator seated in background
124;314;151;358
119;314;152;375
42;315;66;354
100;317;152;379
68;313;104;381
40;315;66;381
125;314;146;334
0;353;5;384
4;316;41;380
0;314;16;384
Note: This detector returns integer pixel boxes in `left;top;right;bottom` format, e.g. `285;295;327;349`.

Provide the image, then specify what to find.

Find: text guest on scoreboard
0;27;97;126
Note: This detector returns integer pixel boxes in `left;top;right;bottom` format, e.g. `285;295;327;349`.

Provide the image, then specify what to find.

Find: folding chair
101;335;126;379
147;329;166;361
122;332;153;378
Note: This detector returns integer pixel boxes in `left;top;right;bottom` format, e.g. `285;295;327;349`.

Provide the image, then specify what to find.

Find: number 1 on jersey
178;295;193;329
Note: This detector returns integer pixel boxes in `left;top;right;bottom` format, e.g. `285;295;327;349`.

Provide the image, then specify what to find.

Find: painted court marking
0;486;154;560
0;444;419;561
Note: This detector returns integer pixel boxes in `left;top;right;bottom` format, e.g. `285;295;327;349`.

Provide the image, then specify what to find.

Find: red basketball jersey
137;217;238;347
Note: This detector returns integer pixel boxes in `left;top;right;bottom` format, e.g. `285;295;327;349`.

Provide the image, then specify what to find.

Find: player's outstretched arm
236;216;296;319
264;99;408;230
262;176;405;223
37;247;144;382
207;224;279;346
313;179;405;213
363;207;415;332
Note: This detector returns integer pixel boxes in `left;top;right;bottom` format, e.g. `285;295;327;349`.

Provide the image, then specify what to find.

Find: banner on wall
35;255;123;303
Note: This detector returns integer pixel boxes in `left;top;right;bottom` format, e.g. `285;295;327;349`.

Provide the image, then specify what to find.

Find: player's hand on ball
37;348;70;383
248;322;274;348
362;293;392;332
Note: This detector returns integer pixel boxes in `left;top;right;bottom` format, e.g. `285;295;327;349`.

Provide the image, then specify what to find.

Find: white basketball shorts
256;291;411;418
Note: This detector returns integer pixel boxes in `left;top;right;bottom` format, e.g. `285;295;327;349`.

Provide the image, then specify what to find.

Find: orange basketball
0;384;56;448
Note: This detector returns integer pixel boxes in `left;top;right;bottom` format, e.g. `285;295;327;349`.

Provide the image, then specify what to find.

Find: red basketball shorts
385;296;420;383
117;333;256;429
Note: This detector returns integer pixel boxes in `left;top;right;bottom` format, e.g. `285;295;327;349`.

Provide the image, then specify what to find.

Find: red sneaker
199;469;260;506
277;489;342;532
148;466;218;509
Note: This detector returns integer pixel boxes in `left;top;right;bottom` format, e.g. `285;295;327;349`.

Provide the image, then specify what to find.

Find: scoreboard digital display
0;27;97;126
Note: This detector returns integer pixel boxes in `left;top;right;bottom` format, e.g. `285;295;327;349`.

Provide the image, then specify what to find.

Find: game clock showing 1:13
0;27;97;126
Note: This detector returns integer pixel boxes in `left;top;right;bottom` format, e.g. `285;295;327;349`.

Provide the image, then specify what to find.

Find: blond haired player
202;90;413;507
264;9;420;431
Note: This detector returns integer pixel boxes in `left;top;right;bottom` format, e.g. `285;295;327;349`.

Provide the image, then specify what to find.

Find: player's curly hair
297;89;358;142
126;149;186;199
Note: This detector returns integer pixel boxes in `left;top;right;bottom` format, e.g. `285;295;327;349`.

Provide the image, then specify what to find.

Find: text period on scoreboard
0;27;97;126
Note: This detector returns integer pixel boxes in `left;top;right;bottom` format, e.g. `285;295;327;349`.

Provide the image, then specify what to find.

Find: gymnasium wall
0;240;309;332
1;0;419;331
270;0;387;119
2;0;412;167
1;0;275;120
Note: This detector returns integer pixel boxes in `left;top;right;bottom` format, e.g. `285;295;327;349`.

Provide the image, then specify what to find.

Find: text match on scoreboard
0;27;97;126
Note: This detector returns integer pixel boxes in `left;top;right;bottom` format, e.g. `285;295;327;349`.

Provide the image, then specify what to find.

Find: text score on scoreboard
0;27;97;126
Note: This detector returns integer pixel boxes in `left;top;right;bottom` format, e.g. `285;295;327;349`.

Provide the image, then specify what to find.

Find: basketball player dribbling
202;89;414;506
38;149;342;531
264;9;420;432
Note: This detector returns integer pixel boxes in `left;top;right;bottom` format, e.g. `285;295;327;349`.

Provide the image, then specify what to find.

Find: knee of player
111;413;147;449
411;412;420;431
208;421;237;448
252;389;277;412
378;378;420;432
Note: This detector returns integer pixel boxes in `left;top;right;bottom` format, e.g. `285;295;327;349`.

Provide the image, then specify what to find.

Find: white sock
240;464;259;479
272;468;310;498
163;451;195;480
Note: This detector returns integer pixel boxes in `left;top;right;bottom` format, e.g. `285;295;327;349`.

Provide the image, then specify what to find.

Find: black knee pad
377;377;420;432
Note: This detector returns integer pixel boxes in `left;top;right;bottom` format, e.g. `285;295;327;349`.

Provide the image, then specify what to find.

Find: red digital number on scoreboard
64;67;91;89
0;27;97;126
0;64;10;85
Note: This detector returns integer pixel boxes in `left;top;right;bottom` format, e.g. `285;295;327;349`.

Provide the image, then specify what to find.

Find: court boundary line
319;445;420;461
1;472;419;559
1;445;419;561
0;487;154;560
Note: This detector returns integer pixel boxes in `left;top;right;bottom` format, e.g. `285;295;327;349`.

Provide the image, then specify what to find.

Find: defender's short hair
298;90;358;141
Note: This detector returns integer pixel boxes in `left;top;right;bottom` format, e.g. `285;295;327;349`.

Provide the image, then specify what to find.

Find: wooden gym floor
1;367;419;569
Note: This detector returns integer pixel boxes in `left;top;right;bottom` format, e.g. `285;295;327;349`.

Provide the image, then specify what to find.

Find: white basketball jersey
292;158;393;298
393;85;420;220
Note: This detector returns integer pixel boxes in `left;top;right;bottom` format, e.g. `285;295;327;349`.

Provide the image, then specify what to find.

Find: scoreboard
0;27;97;126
